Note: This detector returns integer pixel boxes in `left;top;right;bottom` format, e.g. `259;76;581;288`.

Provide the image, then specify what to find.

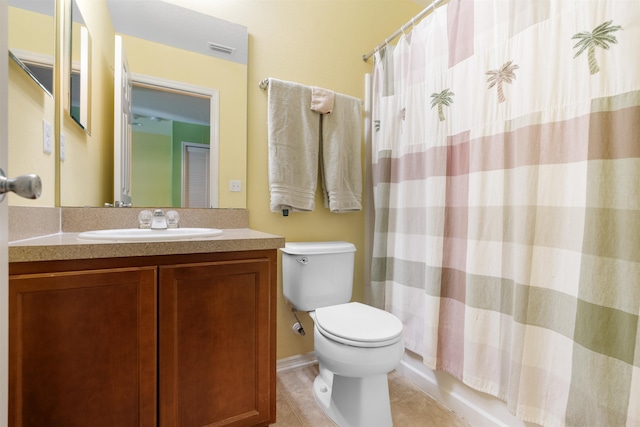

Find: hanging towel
310;86;335;114
267;78;320;213
321;93;363;212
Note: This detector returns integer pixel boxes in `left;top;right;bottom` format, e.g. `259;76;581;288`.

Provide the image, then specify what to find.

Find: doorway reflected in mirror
130;82;216;208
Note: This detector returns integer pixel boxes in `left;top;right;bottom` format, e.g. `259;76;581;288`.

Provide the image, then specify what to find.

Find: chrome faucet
147;209;180;229
151;209;167;229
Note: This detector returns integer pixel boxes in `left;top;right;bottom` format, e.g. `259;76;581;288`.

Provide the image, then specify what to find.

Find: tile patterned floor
273;364;471;426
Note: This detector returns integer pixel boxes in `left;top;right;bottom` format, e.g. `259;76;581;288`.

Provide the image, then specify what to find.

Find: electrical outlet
43;120;52;154
60;134;66;162
229;180;242;192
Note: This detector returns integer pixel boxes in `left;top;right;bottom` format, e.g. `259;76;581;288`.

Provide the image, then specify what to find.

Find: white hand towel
310;86;335;114
267;78;320;213
321;93;362;212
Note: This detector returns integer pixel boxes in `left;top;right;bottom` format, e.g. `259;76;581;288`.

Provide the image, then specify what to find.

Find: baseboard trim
276;352;318;372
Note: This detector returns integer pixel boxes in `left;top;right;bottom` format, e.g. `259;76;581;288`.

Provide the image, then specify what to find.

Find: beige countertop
9;228;285;263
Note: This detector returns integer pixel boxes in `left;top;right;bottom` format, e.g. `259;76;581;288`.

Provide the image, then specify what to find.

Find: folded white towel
310;86;335;114
268;78;320;213
321;93;362;212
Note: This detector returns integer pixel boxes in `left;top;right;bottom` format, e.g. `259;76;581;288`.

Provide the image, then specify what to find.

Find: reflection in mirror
8;0;55;97
70;0;90;130
130;82;215;208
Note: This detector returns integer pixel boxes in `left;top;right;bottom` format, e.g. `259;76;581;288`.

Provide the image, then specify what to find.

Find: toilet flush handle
296;257;308;265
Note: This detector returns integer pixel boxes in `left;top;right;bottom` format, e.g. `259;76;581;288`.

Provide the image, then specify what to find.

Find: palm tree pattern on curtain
430;88;455;121
375;20;623;132
572;20;622;75
486;60;519;103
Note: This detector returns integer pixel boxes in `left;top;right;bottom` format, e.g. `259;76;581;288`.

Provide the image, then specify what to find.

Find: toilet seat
314;302;403;348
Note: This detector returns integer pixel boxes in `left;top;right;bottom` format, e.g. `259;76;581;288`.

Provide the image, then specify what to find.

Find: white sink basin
77;227;223;242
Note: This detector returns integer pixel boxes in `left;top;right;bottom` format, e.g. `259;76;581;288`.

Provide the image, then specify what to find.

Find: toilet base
313;368;393;427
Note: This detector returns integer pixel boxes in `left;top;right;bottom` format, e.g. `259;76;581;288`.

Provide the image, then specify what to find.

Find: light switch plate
43;120;52;154
60;134;66;162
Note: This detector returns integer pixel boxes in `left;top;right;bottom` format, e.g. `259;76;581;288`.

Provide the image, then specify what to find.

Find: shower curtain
370;1;639;426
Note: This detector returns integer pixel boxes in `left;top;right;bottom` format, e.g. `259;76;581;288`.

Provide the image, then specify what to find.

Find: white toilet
281;241;404;427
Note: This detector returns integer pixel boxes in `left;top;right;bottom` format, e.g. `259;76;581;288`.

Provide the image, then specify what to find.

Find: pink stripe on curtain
446;0;474;67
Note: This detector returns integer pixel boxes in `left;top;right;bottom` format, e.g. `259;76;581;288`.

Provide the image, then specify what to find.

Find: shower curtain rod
362;0;446;62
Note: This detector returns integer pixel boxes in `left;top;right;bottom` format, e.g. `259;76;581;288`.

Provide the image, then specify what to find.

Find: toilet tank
280;241;356;311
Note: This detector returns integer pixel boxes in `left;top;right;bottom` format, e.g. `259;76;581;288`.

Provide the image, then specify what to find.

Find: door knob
0;168;42;201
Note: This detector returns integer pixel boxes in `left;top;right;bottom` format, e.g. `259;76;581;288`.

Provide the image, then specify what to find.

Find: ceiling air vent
207;42;235;56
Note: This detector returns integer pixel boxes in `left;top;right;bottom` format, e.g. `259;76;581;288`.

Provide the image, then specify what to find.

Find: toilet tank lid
280;241;356;255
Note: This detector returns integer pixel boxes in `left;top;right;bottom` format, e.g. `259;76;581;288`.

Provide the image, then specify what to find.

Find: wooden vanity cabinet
9;250;277;427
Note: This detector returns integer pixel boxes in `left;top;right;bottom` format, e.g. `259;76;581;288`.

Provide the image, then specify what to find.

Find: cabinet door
159;257;275;427
9;267;157;427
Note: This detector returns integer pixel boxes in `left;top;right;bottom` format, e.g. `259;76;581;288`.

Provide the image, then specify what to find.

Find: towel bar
259;78;364;106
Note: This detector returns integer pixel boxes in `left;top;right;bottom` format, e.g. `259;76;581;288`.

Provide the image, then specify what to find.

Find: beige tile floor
274;364;471;426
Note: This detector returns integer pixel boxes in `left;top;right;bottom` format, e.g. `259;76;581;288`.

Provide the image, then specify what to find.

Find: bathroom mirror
59;0;248;208
8;0;55;96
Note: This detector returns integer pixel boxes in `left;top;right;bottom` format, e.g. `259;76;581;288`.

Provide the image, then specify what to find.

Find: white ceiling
131;86;210;135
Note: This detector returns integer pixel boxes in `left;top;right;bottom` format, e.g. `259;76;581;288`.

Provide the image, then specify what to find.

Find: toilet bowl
310;302;404;427
280;242;405;427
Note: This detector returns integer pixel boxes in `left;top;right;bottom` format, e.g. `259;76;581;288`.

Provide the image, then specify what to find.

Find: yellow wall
59;0;114;207
7;60;56;207
163;0;422;359
8;7;54;56
131;131;172;207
